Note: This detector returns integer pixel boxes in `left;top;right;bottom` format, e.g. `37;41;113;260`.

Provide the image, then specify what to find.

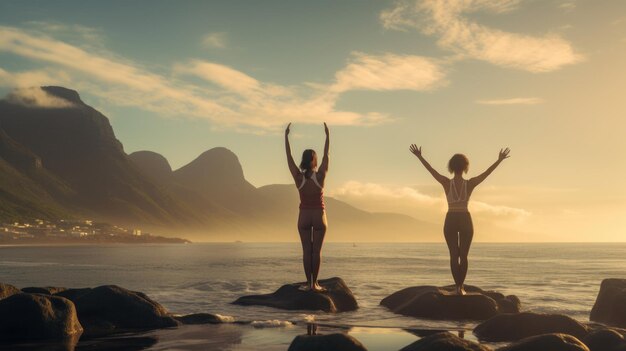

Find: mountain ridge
0;86;439;241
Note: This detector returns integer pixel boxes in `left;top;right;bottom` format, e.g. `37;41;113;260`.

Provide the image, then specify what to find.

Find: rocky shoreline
0;278;624;350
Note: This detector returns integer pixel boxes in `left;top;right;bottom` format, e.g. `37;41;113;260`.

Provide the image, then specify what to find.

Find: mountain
0;86;202;227
0;86;439;241
127;151;173;185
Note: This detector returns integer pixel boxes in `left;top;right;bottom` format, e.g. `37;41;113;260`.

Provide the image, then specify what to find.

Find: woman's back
297;171;325;209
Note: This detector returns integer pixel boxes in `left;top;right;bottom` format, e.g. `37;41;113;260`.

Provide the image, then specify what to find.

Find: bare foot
456;285;466;296
312;283;327;293
298;284;311;292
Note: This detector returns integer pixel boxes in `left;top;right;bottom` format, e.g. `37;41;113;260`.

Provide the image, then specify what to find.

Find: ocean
1;242;623;331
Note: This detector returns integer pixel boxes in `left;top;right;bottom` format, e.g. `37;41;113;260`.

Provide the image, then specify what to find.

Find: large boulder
474;312;589;342
233;277;358;313
381;285;520;321
400;332;491;351
0;293;83;341
590;279;626;328
583;328;626;351
0;283;20;300
22;286;67;295
497;333;589;351
288;333;367;351
56;285;179;335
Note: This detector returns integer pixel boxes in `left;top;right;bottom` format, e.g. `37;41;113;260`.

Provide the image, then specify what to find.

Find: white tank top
447;178;469;212
298;171;322;190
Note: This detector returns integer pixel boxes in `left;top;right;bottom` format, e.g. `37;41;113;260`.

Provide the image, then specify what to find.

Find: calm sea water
0;243;624;332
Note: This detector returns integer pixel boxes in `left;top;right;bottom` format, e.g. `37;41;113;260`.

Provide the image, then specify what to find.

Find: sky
0;0;625;241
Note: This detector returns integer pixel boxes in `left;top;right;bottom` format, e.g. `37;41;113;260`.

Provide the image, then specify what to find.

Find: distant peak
41;86;83;105
198;147;237;159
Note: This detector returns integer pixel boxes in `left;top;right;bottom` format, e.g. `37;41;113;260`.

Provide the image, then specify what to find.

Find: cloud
330;181;530;223
175;60;261;95
476;97;544;105
0;67;72;88
380;0;583;72
331;52;446;93
558;1;577;11
0;26;448;131
23;21;105;47
202;32;227;48
4;86;75;108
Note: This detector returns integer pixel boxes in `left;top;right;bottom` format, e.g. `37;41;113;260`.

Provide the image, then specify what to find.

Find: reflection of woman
410;145;510;295
285;123;330;292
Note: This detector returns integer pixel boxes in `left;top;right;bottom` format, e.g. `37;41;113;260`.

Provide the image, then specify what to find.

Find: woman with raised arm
409;145;510;295
285;122;330;292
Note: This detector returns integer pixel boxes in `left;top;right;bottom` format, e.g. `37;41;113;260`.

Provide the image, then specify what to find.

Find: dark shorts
444;212;473;236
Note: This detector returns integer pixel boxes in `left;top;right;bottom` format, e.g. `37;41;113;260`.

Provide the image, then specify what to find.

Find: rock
288;333;367;351
497;333;589;351
233;277;358;313
590;279;626;328
0;283;20;300
174;313;222;325
583;328;626;351
0;293;83;341
22;286;67;295
381;285;519;320
474;312;589;342
400;332;492;351
56;285;179;335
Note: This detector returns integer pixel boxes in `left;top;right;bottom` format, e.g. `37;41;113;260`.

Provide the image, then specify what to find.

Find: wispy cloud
23;21;105;46
380;0;583;73
330;52;446;93
559;1;577;11
476;97;544;105
4;86;76;108
0;67;72;88
202;32;227;49
0;25;449;130
174;60;261;95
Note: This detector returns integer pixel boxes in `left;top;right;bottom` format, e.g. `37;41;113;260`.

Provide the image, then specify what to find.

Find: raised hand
285;123;292;137
324;122;329;136
409;144;422;157
498;147;511;161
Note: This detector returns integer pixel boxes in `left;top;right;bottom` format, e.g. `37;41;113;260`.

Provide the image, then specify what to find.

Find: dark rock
497;333;589;351
56;285;178;335
41;86;83;105
22;287;67;295
583;328;626;351
497;295;522;314
174;313;222;325
0;283;20;300
590;279;626;328
233;277;358;313
381;285;519;320
400;332;491;351
0;293;83;341
288;333;367;351
474;312;589;342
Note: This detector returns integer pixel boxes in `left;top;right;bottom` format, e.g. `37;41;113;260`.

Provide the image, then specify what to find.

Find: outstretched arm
285;123;300;179
319;122;330;173
469;148;510;188
409;144;448;186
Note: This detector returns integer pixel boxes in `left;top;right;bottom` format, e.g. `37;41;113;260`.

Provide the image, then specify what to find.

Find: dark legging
298;209;327;285
443;211;474;287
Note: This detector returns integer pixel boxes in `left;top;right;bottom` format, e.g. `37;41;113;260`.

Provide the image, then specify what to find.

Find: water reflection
0;333;157;351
